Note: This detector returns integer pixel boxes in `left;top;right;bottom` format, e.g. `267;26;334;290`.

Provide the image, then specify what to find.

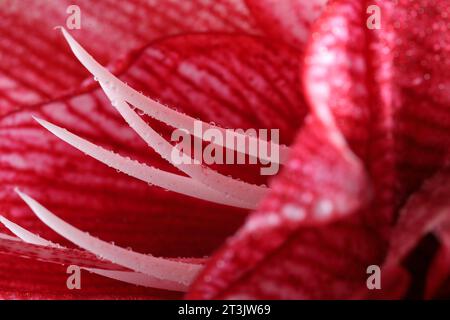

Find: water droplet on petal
314;199;333;219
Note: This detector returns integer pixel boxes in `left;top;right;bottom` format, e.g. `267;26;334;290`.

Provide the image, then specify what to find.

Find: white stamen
16;189;202;286
102;96;267;205
0;215;188;292
58;26;289;164
0;215;57;247
33;117;255;209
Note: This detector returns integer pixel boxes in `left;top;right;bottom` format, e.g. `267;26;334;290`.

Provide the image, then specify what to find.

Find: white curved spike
58;26;289;164
16;190;202;286
33;117;255;210
0;215;188;292
101;95;267;205
0;215;57;247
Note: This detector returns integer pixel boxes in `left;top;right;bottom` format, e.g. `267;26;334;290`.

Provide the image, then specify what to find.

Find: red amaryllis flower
0;0;449;300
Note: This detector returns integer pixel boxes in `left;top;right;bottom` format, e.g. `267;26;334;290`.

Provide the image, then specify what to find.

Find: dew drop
281;204;306;221
314;199;333;219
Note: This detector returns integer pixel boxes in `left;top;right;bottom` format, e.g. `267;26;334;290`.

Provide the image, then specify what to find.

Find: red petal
304;0;400;232
0;0;259;113
245;0;327;49
392;0;450;201
188;0;398;299
191;0;450;298
188;114;374;299
425;242;450;299
384;167;450;299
